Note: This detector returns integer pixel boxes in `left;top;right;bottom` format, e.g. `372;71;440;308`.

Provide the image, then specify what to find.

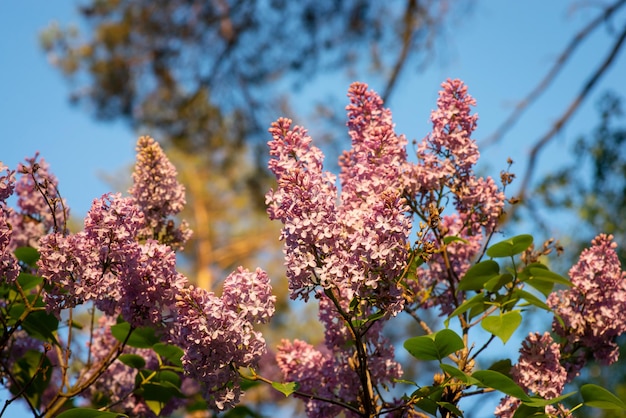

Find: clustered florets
404;80;505;315
548;233;626;374
173;268;275;409
130;136;191;249
0;163;18;284
3;80;626;417
1;137;275;413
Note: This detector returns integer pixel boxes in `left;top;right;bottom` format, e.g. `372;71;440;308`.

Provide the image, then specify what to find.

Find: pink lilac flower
9;154;69;248
173;268;275;411
403;80;505;315
0;164;18;283
547;234;626;376
118;240;188;327
406;78;479;198
338;82;412;315
38;193;145;317
129;136;191;250
0;211;18;284
266;117;340;301
267;84;411;415
0;163;15;202
276;338;348;418
266;83;411;314
512;332;567;399
221;266;276;324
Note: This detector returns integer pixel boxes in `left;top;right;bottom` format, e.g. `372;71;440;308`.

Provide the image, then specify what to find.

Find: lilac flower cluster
405;79;505;314
9;154;69;249
266;82;412;313
0;163;18;284
496;332;570;417
267;83;413;416
129;136;191;249
173;267;275;410
0;137;276;413
548;234;626;373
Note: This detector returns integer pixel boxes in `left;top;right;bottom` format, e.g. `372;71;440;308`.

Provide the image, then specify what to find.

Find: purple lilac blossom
38;193;145;317
0;163;15;202
276;338;349;418
267;83;410;416
0;163;18;284
266;117;340;301
512;332;567;399
405;78;479;199
119;239;188;327
129;136;191;249
547;234;626;375
404;79;505;315
173;267;275;410
266;83;411;311
9;154;69;249
495;333;571;418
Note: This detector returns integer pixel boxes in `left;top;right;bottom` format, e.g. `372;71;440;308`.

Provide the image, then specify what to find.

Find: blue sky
1;2;625;416
2;2;625;224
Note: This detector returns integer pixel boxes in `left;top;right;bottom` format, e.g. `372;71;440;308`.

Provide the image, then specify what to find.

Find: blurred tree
40;0;460;290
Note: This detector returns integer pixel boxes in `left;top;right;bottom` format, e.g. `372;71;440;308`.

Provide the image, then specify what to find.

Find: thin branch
518;22;626;203
382;0;418;103
481;0;626;147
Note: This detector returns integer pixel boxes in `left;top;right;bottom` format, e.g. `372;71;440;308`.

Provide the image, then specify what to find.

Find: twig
482;0;626;147
517;21;626;204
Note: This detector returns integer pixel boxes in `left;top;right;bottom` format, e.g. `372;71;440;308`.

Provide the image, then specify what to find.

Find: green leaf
481;311;522;343
512;404;547;418
404;329;464;361
445;294;486;326
152;343;183;368
488;359;513;376
14;246;40;266
412;386;444;415
522;391;576;408
472;370;530;401
22;310;59;344
486;235;534;258
458;260;500;291
17;273;43;291
443;235;469;245
56;409;128;418
484;273;514;292
111;322;159;348
440;364;479;385
528;268;571;289
512;289;550;311
271;381;298;397
438;401;464;417
118;354;146;369
581;384;626;410
142;381;184;401
11;349;53;409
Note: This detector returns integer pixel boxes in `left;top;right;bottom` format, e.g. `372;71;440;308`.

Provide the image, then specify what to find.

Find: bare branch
518;21;626;203
382;0;418;103
482;0;626;148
